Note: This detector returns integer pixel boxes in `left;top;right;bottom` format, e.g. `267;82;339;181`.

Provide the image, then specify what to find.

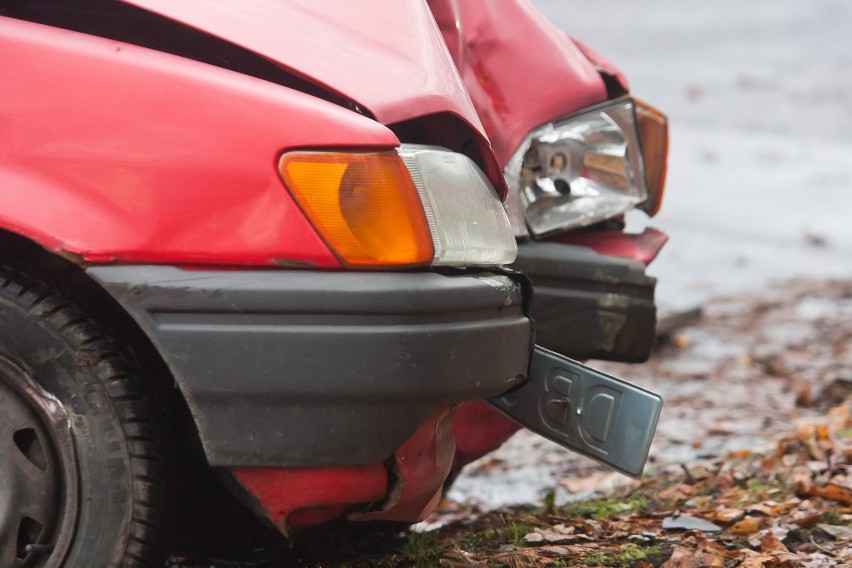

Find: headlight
505;98;664;237
279;145;516;269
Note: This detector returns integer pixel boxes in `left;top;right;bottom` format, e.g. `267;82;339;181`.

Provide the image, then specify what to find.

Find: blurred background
537;0;852;308
447;0;852;509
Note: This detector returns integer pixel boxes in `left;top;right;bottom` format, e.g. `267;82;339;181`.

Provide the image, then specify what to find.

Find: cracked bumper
88;266;532;468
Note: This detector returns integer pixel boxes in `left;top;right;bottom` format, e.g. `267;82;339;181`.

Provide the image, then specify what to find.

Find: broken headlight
505;98;651;237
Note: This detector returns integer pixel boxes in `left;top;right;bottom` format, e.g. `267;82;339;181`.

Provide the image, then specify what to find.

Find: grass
575;544;672;568
400;531;443;568
560;495;650;520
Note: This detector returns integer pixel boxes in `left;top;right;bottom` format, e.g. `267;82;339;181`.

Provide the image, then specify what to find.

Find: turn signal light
635;99;669;216
279;151;434;269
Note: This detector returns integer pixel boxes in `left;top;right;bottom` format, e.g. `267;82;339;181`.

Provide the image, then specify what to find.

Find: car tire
0;266;164;567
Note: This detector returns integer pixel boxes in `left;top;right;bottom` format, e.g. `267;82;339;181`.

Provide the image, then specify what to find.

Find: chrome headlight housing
505;98;649;237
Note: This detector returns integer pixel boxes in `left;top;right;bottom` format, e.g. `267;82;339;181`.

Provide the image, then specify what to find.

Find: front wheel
0;267;164;567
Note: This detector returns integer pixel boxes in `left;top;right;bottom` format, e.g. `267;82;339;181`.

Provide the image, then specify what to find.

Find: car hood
120;0;484;132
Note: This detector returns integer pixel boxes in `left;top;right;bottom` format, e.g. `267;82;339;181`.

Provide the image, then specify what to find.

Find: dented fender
0;16;402;267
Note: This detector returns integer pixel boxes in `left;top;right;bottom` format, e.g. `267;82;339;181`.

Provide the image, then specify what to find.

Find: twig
810;535;836;557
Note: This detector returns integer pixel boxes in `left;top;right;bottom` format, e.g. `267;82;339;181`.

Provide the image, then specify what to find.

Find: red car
0;1;666;566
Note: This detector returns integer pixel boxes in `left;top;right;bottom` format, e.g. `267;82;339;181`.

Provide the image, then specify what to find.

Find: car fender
0;17;401;267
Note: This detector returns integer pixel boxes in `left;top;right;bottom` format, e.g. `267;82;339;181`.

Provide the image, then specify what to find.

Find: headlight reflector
506;98;648;237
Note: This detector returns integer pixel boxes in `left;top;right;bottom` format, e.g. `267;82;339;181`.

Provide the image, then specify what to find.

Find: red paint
0;17;399;267
355;407;459;523
232;464;388;530
429;0;609;167
549;228;670;267
233;407;461;528
571;37;630;95
117;0;507;198
452;401;520;471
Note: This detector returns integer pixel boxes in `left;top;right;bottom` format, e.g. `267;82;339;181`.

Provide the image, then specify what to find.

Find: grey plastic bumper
88;266;531;468
511;241;657;363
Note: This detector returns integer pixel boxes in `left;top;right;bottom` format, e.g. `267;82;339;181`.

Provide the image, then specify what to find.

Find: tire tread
0;264;165;567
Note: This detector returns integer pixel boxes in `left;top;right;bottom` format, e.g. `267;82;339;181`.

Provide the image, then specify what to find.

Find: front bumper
88;266;531;468
511;240;657;363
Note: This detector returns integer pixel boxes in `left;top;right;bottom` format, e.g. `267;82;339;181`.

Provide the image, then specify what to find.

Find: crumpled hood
120;0;484;132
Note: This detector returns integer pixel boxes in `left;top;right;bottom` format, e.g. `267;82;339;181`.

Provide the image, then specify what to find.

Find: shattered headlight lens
505;98;648;237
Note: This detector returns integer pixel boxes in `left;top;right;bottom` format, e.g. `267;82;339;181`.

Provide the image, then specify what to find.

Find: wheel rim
0;356;78;568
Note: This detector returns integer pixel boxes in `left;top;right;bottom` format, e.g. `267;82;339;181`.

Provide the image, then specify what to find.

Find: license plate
490;346;663;478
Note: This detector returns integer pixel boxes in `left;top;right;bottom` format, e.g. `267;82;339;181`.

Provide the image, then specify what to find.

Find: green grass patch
560;495;650;520
399;531;444;568
573;543;672;567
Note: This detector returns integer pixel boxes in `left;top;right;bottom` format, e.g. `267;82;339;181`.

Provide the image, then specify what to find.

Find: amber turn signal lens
279;151;434;268
634;99;669;217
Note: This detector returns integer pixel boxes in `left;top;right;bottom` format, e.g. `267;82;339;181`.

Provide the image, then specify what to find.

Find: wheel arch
0;228;204;452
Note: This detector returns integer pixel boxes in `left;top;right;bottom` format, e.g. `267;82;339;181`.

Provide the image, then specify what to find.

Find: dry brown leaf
746;502;780;516
659;483;698;501
537;543;599;557
790;467;815;497
759;456;782;477
492;549;547;568
523;524;593;546
757;531;790;554
788;508;822;527
730;515;764;535
673;333;691;348
737;549;776;567
440;546;488;567
729;449;754;459
815;484;852;505
796;383;814;407
661;535;728;568
700;507;745;524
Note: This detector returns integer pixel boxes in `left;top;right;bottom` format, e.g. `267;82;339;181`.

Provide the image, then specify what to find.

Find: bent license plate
490;346;662;478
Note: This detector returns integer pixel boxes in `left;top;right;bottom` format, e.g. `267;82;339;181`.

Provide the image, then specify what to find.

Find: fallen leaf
441;546;488;567
661;535;728;568
659;483;698;501
700;507;745;524
788;508;822;527
756;530;789;554
815;484;852;505
523;525;592;546
729;449;753;459
790;467;815;497
673;332;692;348
730;516;763;535
492;549;547;568
737;550;776;568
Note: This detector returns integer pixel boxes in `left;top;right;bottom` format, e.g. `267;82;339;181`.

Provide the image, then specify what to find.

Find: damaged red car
0;1;667;566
